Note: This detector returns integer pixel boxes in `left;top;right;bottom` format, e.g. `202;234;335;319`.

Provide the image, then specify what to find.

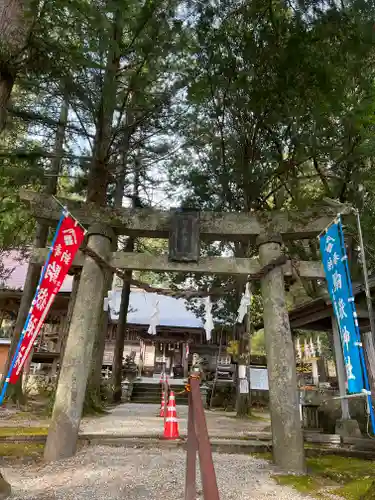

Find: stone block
335;419;362;438
318;397;367;435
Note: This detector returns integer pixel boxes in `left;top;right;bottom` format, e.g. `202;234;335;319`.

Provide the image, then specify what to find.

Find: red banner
9;213;85;384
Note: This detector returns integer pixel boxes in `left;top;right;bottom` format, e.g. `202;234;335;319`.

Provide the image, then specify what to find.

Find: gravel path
3;446;311;500
79;404;271;438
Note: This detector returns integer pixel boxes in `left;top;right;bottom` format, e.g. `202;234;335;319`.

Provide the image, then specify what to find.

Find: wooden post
311;359;319;386
236;305;252;417
44;224;114;461
257;234;305;473
188;374;220;500
183;342;189;379
317;357;328;383
85;270;112;409
112;269;132;402
184;391;197;500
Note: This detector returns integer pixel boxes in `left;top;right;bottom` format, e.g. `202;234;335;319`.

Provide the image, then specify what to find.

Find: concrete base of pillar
335;419;362;438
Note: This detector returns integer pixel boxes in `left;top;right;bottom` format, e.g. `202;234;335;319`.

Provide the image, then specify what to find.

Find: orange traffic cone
159;390;166;417
163;391;180;440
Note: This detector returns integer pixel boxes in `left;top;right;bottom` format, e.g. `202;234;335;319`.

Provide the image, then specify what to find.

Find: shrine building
0;251;234;379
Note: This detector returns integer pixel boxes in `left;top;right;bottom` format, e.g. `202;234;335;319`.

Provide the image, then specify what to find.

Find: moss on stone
307;455;375;483
271;455;375;499
0;427;48;437
332;479;373;499
0;442;44;458
273;474;322;495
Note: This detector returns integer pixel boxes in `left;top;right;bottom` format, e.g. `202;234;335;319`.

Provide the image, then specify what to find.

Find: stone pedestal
121;380;133;402
335;419;362;438
311;359;319;386
200;383;209;408
44;224;114;461
257;234;305;473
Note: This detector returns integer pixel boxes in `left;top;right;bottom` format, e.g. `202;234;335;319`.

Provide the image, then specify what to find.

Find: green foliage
0;90;42;259
163;0;375;320
134;238;169;286
251;331;266;356
2;0;375;341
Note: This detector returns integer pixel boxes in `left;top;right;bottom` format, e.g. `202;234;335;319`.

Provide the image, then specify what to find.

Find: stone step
132;383;185;390
132;389;187;396
132;391;188;398
131;398;188;405
131;389;160;396
81;435;272;454
304;433;341;446
131;383;189;405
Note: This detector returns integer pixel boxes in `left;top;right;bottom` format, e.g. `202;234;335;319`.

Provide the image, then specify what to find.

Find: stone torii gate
20;190;336;473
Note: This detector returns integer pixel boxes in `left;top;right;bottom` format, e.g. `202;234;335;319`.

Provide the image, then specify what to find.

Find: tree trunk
1;96;68;403
0;72;15;133
114;103;134;208
82;7;123;412
86;6;122;205
0;0;33;133
111;240;134;403
111;154;140;402
84;270;112;414
234;248;251;417
236;320;251;418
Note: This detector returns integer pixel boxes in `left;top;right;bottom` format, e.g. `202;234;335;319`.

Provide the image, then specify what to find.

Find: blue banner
319;218;364;394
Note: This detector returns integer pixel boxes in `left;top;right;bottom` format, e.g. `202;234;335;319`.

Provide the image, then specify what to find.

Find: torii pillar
257;234;305;472
44;223;114;461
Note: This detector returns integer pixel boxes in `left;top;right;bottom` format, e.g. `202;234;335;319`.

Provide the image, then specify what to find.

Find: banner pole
317;215;341;239
354;210;375;433
339;215;375;433
355;209;375;345
52;195;86;232
0;212;66;406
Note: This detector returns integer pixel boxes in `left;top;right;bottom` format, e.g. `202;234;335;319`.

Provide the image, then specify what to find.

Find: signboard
239;379;249;394
319;218;364;393
8;212;85;384
249;367;269;391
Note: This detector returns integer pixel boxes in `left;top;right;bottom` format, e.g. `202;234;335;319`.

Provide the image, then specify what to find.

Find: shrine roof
109;288;204;329
286;275;375;333
1;251;204;329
